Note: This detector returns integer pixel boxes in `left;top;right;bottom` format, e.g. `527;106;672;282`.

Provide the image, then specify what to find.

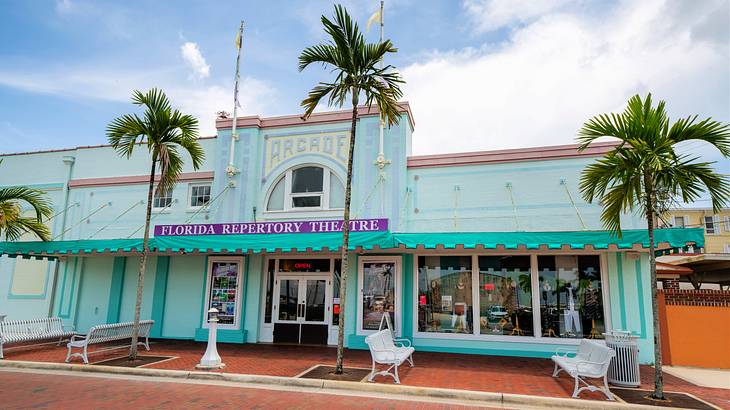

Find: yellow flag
366;9;381;33
235;31;242;49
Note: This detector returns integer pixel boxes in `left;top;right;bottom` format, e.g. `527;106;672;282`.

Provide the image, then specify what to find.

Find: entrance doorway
273;274;331;344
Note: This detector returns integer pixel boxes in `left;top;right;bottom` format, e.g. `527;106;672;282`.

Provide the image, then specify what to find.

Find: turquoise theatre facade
0;103;702;363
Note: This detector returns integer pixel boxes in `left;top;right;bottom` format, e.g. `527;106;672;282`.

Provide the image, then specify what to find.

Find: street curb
0;360;671;410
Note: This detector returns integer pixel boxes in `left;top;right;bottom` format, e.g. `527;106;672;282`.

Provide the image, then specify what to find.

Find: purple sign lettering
154;218;388;237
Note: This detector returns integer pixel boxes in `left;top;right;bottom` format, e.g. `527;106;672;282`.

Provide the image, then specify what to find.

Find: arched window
266;165;345;212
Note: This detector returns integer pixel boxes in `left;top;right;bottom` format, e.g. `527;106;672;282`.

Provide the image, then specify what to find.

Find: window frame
357;255;402;337
202;256;245;331
705;215;719;235
264;164;345;215
152;187;174;210
411;251;611;345
188;183;212;209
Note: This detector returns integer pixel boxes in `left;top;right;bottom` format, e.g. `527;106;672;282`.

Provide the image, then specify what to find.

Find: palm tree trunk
335;90;359;374
130;159;156;361
644;172;664;400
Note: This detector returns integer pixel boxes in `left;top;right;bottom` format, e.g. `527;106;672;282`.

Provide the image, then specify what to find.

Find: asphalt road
0;369;494;409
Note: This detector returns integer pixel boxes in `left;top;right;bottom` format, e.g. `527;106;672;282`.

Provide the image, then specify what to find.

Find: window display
332;259;341;325
207;260;241;326
538;255;604;339
478;256;532;336
361;261;396;331
264;259;275;323
417;256;472;334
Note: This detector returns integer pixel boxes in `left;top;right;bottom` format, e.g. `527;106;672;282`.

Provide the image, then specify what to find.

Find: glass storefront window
417;256;472;334
332;259;341;325
278;258;330;273
264;259;275;323
538;255;604;339
478;256;532;336
361;261;397;331
207;260;241;327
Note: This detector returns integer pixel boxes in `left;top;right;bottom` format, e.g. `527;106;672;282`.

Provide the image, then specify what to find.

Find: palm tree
577;93;729;400
0;178;53;241
107;88;204;360
299;4;404;374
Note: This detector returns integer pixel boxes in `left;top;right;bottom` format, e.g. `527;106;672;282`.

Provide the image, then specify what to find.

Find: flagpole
375;0;386;168
227;20;245;179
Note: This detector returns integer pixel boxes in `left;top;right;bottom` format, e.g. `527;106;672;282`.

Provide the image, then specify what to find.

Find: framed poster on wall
203;256;244;330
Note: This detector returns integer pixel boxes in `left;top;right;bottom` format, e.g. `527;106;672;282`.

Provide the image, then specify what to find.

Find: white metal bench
0;317;76;359
66;320;154;364
364;329;415;384
552;339;616;400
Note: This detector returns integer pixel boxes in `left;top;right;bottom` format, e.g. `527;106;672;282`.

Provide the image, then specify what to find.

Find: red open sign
294;263;312;270
483;283;495;291
333;304;340;314
419;295;427;305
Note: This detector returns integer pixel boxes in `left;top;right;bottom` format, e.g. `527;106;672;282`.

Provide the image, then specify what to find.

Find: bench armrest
69;334;87;343
555;347;575;357
393;338;411;348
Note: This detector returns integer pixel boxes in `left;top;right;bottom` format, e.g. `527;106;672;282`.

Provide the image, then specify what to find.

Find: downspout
48;155;75;318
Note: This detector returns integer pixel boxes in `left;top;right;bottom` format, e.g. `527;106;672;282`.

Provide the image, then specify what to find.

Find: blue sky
1;0;729;191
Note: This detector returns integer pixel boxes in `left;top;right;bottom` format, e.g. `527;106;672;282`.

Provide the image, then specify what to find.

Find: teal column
401;253;414;340
106;256;126;323
150;256;170;338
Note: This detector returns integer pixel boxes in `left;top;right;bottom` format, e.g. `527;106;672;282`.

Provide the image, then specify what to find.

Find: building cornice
68;171;214;188
407;141;620;169
0;136;217;158
215;102;415;132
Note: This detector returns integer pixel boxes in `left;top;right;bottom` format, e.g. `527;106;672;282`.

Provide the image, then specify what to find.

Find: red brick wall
660;289;730;307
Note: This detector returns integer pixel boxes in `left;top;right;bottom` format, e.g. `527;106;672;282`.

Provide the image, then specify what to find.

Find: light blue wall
405;158;645;232
162;255;206;339
74;256;114;333
118;256;157;323
0;256;56;320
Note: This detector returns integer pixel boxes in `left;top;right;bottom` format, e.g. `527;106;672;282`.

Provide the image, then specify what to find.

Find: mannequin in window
563;282;581;336
451;274;471;333
583;281;601;338
509;279;524;335
427;279;442;331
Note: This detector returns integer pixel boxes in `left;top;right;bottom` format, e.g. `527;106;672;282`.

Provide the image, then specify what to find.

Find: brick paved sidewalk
4;340;729;409
0;369;489;410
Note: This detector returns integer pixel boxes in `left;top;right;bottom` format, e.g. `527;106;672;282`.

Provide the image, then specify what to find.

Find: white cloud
180;42;211;79
55;0;73;13
0;66;275;136
464;0;577;32
402;0;729;155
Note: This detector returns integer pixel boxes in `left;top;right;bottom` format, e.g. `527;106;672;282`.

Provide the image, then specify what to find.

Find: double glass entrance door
274;275;330;344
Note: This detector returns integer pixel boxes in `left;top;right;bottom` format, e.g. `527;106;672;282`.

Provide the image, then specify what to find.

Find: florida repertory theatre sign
154;218;388;236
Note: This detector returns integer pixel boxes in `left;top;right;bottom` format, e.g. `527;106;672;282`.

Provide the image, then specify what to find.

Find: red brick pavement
0;370;488;409
4;340;729;409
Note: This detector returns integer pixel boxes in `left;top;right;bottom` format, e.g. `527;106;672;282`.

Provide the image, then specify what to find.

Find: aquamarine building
0;103;701;363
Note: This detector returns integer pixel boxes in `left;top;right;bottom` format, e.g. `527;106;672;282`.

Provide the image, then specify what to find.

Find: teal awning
390;228;704;250
0;238;148;258
154;230;395;253
0;228;702;257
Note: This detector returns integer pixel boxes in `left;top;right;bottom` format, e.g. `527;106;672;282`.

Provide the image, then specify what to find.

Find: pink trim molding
216;102;415;131
407;141;620;168
69;171;215;188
